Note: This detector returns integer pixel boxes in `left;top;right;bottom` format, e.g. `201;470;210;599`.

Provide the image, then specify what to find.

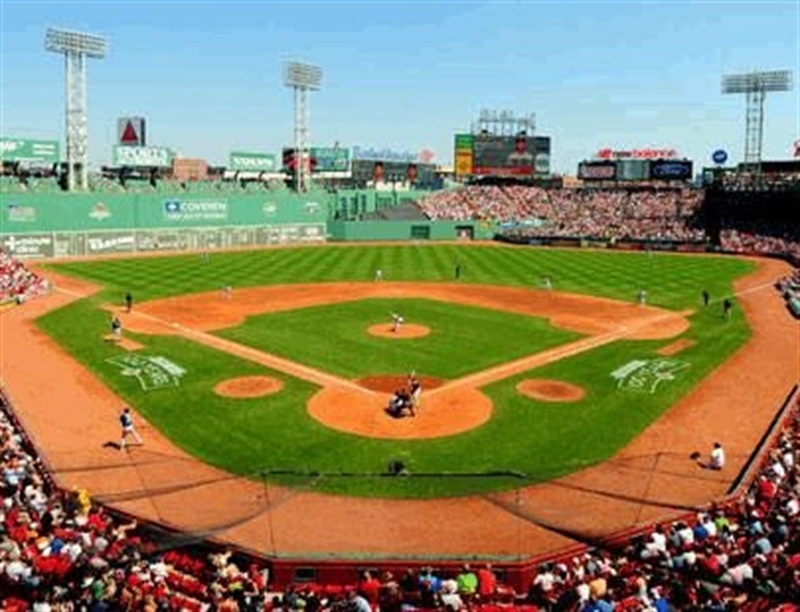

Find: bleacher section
374;201;428;221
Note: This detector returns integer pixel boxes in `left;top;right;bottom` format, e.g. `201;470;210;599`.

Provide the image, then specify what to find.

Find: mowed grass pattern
216;298;582;380
37;245;756;498
47;244;752;310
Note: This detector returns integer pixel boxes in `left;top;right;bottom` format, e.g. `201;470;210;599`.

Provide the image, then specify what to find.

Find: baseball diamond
2;7;800;607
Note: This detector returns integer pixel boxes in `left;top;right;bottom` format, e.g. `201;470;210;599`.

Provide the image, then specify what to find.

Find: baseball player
637;288;648;305
374;268;384;282
409;376;422;415
542;277;553;291
391;312;404;333
221;284;233;300
124;292;133;313
119;407;142;450
722;298;733;320
110;315;122;341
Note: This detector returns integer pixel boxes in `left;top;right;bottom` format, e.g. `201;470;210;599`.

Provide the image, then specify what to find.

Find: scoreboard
454;134;551;177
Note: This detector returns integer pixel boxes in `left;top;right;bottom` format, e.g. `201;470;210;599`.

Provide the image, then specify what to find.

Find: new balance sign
113;145;173;168
228;152;277;171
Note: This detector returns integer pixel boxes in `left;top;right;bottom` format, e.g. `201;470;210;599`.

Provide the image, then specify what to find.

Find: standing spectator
477;563;497;600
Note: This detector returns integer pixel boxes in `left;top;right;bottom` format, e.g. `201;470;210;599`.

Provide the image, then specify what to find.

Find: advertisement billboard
454;134;474;151
455;150;474;177
616;159;649;181
228;152;278;172
117;117;146;147
597;148;678;160
649;160;693;181
472;135;550;176
0;138;60;164
578;161;617;181
311;147;350;173
113;145;174;168
282;147;351;176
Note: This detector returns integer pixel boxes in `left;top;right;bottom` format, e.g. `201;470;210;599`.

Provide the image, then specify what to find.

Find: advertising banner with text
1;138;60;164
113;145;174;168
228;152;278;172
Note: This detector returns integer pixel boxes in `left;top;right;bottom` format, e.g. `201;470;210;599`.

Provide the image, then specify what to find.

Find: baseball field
30;242;754;501
4;241;798;558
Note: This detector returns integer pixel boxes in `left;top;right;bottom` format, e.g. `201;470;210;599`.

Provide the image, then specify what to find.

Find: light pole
722;70;792;175
45;28;107;192
283;61;322;192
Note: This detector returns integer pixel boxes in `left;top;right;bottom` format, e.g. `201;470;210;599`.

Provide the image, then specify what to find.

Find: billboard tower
472;110;536;136
722;70;792;174
45;28;107;192
283;61;323;192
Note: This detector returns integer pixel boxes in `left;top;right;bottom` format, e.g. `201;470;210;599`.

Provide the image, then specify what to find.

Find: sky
0;0;798;174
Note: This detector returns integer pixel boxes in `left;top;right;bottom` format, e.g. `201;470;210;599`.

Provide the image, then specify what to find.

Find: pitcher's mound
215;376;283;399
516;379;586;403
368;323;431;339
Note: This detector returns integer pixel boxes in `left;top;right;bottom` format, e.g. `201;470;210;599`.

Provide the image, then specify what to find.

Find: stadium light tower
283;61;323;192
722;70;792;174
45;27;107;192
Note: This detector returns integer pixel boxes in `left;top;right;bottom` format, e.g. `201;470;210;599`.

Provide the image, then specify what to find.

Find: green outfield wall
0;191;330;258
0;189;481;258
327;220;494;242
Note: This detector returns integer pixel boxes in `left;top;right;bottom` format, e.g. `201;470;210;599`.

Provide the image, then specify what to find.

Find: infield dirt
0;257;795;558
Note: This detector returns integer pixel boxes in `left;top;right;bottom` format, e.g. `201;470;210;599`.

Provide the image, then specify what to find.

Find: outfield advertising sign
86;232;136;254
311;147;350;173
113;145;174;168
0;233;55;258
228;152;278;172
1;138;60;164
162;199;229;222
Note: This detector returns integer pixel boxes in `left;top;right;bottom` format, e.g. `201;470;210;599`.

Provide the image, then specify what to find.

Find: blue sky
1;0;798;173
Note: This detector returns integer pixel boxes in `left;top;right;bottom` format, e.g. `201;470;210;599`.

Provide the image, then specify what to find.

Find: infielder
119;407;142;450
374;268;383;282
637;288;648;305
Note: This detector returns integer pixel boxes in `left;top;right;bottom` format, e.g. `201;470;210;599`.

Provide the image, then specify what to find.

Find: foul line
53;276;781;400
55;284;374;395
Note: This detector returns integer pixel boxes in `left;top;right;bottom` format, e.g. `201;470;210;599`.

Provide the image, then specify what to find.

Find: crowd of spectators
719;220;800;260
718;172;800;192
2;380;799;610
0;249;49;305
416;186;707;243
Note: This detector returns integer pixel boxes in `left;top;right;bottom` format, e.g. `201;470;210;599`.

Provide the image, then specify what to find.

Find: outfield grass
46;243;751;310
216;298;582;379
36;245;756;498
